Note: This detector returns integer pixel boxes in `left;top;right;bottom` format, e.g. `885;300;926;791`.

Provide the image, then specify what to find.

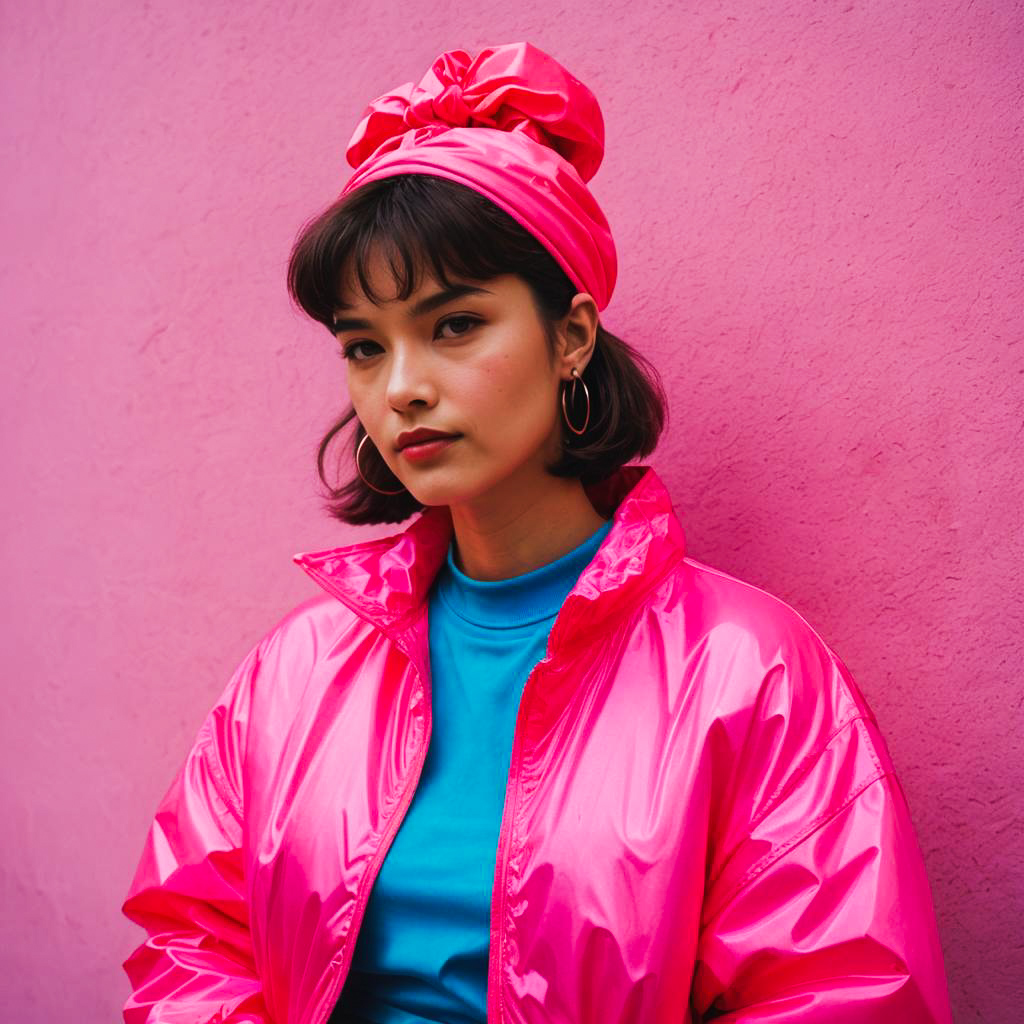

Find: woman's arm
692;645;953;1023
121;646;270;1024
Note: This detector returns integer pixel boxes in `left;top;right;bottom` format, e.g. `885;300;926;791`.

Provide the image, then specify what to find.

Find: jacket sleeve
121;643;270;1024
691;634;953;1023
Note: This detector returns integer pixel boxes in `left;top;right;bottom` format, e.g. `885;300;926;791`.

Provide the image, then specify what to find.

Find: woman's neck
448;474;607;582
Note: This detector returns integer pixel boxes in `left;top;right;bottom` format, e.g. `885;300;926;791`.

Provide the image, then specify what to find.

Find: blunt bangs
289;174;545;328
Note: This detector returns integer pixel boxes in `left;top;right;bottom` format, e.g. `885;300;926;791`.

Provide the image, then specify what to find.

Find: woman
121;42;953;1023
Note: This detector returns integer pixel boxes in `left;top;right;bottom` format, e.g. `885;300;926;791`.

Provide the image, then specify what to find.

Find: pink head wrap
340;41;617;311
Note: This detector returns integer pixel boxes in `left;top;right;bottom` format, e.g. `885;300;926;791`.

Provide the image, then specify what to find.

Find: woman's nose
385;346;438;411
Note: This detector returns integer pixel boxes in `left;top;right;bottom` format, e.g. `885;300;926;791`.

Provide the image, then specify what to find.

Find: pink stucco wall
1;2;1020;1020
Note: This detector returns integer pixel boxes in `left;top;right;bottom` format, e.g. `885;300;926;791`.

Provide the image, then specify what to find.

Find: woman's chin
389;470;459;507
404;482;471;509
400;472;497;511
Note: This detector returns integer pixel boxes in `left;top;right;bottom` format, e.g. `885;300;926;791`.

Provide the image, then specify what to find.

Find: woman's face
333;248;573;511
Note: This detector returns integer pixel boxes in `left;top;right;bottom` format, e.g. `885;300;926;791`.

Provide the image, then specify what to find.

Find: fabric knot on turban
346;44;605;185
340;41;617;310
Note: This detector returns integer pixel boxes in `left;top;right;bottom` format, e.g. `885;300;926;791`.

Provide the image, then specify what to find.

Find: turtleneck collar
433;518;614;628
293;466;689;660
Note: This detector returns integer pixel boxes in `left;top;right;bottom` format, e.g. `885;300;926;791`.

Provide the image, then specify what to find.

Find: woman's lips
398;435;461;462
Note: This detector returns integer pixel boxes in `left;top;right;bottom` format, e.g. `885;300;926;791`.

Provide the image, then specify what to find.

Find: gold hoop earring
356;433;407;495
561;367;591;436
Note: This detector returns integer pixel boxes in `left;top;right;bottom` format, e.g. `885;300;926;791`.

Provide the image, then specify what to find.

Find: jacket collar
293;465;686;649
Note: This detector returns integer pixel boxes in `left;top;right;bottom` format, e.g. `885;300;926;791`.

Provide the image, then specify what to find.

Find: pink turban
340;41;617;311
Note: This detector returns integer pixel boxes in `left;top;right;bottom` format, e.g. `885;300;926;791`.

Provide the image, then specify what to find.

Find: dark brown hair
287;174;667;524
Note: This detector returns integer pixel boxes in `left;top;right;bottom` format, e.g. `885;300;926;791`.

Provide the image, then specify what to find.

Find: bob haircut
287;174;668;525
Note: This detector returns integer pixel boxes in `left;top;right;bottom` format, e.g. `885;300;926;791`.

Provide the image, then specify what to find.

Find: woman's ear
556;293;600;374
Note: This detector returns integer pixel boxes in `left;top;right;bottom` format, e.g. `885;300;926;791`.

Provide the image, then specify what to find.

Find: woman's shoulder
654;554;883;744
658;553;840;661
246;589;379;678
264;589;367;644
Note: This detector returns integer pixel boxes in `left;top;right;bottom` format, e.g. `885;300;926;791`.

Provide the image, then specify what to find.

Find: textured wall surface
1;1;1021;1021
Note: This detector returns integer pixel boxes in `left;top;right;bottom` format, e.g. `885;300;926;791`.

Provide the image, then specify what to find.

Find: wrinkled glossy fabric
121;466;953;1023
340;41;617;311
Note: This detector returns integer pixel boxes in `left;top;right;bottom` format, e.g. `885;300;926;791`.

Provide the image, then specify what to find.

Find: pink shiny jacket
122;465;953;1023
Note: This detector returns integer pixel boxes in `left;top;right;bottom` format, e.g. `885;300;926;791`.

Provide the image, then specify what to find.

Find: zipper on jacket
311;651;433;1024
486;662;548;1023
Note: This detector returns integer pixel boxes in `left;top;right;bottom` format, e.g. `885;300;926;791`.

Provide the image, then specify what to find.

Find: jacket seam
200;727;245;827
747;709;873;833
707;729;891;923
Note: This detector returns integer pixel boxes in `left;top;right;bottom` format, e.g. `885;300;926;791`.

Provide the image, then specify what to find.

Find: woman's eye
339;316;480;362
340;341;381;362
437;315;480;338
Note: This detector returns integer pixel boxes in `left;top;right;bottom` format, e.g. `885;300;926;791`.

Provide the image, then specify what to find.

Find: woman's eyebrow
332;284;494;331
